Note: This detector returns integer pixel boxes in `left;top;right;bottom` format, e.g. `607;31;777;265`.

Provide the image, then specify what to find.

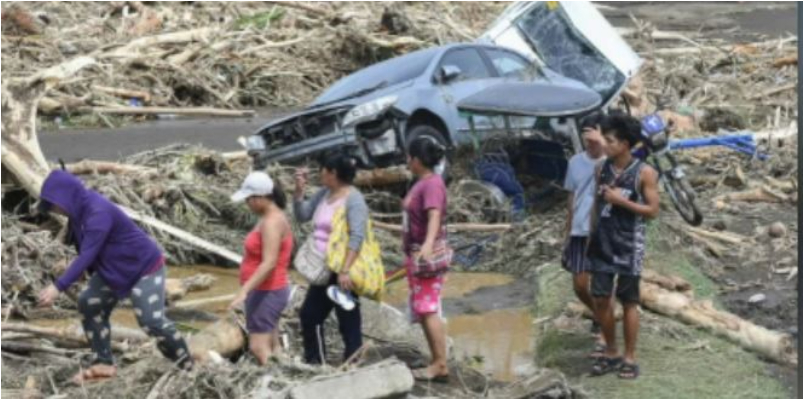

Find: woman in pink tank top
229;172;294;365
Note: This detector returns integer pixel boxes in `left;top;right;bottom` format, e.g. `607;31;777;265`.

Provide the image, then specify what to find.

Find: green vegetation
533;225;789;398
234;8;285;30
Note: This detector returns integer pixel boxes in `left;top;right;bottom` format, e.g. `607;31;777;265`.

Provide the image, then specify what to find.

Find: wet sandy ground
30;268;538;382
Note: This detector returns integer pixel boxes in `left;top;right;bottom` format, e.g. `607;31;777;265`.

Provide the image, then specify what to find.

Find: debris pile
1;1;506;121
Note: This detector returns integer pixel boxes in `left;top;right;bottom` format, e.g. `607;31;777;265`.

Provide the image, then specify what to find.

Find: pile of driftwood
1;1;505;119
622;24;797;133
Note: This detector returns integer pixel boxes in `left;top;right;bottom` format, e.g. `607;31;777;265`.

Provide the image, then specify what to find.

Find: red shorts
405;256;445;323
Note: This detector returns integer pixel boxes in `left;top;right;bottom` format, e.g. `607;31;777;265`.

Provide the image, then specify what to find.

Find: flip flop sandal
71;368;116;386
618;362;640;380
588;342;607;359
590;357;622;377
406;359;429;369
412;368;450;384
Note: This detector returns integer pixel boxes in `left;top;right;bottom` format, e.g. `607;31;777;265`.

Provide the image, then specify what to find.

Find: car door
480;47;540;131
478;1;642;108
431;47;502;146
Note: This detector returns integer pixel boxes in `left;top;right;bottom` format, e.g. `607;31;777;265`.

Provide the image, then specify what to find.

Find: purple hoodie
40;171;163;298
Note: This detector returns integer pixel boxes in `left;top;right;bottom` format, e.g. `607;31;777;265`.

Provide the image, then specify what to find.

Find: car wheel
405;124;451;181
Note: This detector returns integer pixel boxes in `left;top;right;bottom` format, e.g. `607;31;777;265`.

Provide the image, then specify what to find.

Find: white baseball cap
231;172;274;202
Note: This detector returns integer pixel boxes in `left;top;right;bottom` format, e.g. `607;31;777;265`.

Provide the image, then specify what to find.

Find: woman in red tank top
229;172;294;365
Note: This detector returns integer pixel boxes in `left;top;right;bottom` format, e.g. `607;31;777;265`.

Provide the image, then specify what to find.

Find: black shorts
591;272;640;304
561;236;591;274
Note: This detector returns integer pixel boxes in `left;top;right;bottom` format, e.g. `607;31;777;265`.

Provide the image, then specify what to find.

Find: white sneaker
327;285;356;311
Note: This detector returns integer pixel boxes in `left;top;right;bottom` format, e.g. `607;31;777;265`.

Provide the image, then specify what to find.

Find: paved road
40;116;278;162
38;2;798;162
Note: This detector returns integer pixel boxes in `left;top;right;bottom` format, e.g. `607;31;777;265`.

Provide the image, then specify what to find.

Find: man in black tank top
587;115;660;380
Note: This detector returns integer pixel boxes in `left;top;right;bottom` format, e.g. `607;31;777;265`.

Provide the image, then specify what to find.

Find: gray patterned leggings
78;267;191;368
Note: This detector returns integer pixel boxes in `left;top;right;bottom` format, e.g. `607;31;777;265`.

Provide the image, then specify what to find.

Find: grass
533;223;790;398
234;8;285;30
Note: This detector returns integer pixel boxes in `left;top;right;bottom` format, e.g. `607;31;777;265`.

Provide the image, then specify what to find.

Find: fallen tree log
165;274;216;302
188;317;245;364
1;340;87;357
122;206;243;265
173;294;235;310
90;85;152;103
85;106;256;118
1;321;148;351
354;166;412;187
66;160;158;176
641;269;692;292
640;282;797;365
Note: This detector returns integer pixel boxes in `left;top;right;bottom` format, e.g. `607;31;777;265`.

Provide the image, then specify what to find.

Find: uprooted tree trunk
1;56;96;197
640;282;797;365
1;56;242;265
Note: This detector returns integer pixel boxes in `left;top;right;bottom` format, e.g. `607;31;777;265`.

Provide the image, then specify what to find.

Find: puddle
384;272;536;381
27;267;535;381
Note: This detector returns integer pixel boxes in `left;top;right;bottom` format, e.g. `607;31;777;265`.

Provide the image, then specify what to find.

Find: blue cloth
40;171;162;298
563;152;604;236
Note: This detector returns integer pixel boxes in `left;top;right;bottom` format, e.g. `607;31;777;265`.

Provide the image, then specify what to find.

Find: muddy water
30;267;535;381
384;272;536;381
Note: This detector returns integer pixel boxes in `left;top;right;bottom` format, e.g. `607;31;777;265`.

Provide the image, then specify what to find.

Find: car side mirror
439;65;462;84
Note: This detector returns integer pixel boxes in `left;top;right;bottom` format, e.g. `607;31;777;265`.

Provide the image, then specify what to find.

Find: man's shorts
561;236;591;274
591;272;640;304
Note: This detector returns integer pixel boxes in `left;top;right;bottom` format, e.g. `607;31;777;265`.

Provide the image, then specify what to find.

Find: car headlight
341;95;398;128
245;135;266;151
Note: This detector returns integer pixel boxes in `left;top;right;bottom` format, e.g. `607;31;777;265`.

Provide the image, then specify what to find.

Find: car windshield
312;48;438;105
516;4;624;102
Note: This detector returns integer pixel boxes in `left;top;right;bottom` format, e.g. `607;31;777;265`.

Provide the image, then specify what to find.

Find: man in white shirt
562;112;607;357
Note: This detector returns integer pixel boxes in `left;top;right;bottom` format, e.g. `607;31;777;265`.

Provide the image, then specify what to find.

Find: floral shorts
405;256;445;323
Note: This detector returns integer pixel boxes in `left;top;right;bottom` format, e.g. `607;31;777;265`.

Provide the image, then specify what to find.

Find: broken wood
685;226;747;245
354;166;412;187
165;274;216;302
1;340;86;357
640;282;797;365
1;321;147;351
38;95;91;114
714;187;789;204
188;317;245;363
97;28;218;59
121;206;243;265
172;294;235;310
2;56;96;198
66;160;157;176
642;269;692;292
85;106;256;118
772;55;798;68
666;222;726;258
749;83;797;100
91;85;151;103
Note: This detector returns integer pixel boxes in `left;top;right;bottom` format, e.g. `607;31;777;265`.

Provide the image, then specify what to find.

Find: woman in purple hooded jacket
37;170;192;384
